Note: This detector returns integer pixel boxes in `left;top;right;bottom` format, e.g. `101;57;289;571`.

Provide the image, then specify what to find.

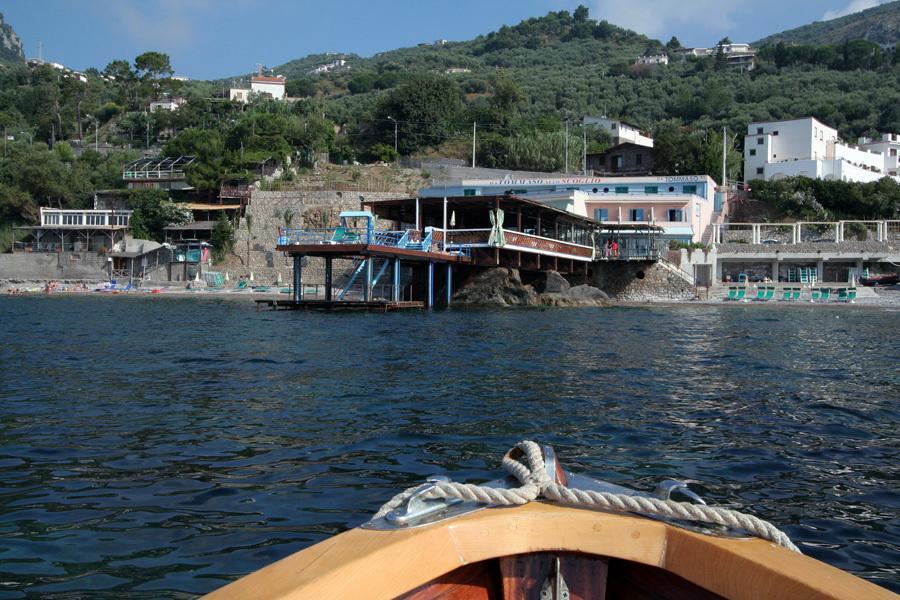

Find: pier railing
277;226;658;262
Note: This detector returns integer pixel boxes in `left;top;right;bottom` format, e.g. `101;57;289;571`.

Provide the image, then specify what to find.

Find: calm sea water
0;296;897;598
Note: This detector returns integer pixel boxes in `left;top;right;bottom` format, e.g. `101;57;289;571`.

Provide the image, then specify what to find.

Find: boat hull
859;274;899;286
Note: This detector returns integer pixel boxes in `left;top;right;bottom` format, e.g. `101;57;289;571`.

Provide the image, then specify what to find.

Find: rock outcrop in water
453;268;609;307
539;283;609;307
453;267;537;306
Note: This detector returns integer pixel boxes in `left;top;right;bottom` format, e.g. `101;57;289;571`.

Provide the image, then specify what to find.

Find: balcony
38;209;132;228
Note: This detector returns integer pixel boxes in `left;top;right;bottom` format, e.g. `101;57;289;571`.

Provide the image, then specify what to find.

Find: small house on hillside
587;143;656;175
230;75;287;103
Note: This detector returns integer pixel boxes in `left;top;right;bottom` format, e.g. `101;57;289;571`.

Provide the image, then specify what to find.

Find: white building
744;117;898;183
419;174;719;244
309;59;347;75
674;43;756;70
150;96;187;112
229;75;287;103
858;133;900;178
229;88;250;103
635;54;669;65
584;116;654;148
250;75;286;100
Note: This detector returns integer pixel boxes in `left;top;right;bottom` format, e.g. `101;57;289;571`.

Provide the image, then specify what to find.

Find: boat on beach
203;442;896;600
859;273;899;287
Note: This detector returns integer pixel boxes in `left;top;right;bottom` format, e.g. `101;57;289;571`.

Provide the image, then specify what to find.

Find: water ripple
0;297;898;597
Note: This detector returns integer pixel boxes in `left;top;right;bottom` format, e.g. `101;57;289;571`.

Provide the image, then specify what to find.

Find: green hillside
755;0;900;46
1;5;900;230
266;6;900;150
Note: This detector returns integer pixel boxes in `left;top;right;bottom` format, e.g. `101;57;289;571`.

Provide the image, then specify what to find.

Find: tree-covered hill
755;0;900;46
1;4;900;235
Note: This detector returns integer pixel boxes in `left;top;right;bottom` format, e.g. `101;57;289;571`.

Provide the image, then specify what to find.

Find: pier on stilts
256;210;469;312
257;195;665;312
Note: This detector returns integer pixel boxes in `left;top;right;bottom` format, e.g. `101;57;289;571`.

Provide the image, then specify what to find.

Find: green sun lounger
724;287;737;301
780;288;792;301
735;287;747;301
847;288;857;302
331;227;361;243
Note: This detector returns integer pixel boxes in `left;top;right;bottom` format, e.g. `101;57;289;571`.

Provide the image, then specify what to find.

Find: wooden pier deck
256;299;425;312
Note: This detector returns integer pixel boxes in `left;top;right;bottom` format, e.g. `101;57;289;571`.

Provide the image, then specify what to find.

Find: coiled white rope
374;440;800;553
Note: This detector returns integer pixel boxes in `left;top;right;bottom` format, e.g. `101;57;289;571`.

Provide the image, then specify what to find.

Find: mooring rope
374;440;800;553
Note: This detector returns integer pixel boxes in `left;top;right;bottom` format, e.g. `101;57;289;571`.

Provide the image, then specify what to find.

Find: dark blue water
0;296;898;598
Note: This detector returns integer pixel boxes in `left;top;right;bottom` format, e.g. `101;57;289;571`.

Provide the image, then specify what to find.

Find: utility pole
386;116;398;153
94;120;98;150
471;122;476;168
564;119;569;173
146;115;150;148
722;126;727;187
582;122;587;175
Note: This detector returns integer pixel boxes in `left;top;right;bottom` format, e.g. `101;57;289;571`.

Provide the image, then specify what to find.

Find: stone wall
0;252;108;281
583;261;697;302
231;190;405;284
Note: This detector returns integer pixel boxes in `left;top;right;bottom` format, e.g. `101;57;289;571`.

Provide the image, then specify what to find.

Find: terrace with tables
269;195;668;311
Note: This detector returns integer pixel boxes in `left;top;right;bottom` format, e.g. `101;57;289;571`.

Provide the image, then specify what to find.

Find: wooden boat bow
204;443;897;600
203;501;894;600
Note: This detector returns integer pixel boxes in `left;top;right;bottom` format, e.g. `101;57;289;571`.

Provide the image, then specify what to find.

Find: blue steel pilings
427;261;434;309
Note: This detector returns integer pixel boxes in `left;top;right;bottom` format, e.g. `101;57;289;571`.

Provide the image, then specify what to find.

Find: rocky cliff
0;13;24;64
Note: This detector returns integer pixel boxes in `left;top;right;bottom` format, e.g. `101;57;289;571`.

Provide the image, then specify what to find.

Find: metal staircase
338;257;392;300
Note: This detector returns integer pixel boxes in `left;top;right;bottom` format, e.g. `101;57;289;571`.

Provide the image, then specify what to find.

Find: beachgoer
611;240;619;257
605;239;612;258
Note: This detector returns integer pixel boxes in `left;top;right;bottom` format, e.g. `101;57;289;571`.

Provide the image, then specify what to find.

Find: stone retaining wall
0;252;108;281
232;190;405;284
584;261;697;302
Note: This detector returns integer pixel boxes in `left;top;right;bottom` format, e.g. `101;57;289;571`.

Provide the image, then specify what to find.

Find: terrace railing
595;246;664;261
122;169;187;180
277;228;430;251
279;227;371;246
715;220;898;245
503;230;594;259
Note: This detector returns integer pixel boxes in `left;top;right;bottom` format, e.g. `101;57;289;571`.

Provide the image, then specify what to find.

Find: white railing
122;169;187;180
39;208;132;227
715;220;895;244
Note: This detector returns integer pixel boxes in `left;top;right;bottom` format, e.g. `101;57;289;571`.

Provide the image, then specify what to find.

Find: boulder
453;267;537;306
539;284;610;307
566;284;609;302
535;270;570;294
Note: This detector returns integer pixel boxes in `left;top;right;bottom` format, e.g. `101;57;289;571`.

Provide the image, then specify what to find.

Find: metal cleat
384;475;462;526
653;479;707;505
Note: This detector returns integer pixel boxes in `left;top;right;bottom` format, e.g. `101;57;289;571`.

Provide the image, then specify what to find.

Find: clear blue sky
2;0;890;80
